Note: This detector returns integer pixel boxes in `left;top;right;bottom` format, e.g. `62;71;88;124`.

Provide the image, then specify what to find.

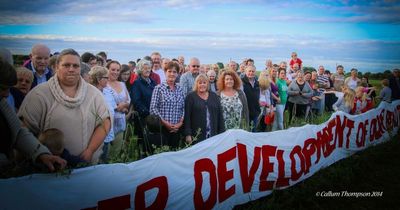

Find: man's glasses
191;65;200;68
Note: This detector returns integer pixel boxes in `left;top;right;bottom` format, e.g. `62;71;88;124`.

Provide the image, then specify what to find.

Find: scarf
48;76;87;109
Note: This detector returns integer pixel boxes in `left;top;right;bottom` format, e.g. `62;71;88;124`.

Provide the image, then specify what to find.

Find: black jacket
242;76;260;119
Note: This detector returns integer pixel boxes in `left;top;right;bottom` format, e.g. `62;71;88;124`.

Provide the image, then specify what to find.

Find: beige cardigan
18;77;110;163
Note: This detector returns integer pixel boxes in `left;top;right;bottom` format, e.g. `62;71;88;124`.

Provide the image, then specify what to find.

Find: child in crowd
332;89;355;114
38;128;87;168
377;79;392;103
352;86;373;114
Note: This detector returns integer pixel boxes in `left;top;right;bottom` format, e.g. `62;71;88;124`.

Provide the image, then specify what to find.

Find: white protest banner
0;101;399;210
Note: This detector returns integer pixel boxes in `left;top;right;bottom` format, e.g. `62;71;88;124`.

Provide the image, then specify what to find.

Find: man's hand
38;154;67;172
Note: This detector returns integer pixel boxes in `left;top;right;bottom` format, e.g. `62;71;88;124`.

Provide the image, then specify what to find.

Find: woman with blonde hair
184;74;225;144
258;71;274;131
217;70;249;130
332;89;355;114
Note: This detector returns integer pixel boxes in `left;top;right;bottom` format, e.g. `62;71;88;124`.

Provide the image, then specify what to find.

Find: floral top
220;91;243;129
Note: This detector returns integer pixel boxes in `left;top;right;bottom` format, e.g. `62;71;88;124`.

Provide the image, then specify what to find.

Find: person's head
0;59;17;98
324;70;331;77
341;84;349;92
296;71;305;83
96;55;105;67
278;68;286;80
193;74;209;93
381;79;389;87
119;64;130;82
393;68;400;78
258;71;271;91
162;58;170;71
350;68;358;78
265;59;272;68
291;52;298;60
199;64;207;74
336;65;344;75
106;60;121;82
279;61;287;70
293;63;300;71
165;61;179;84
212;63;220;73
217;69;242;91
318;65;325;75
206;69;216;83
246;58;254;66
97;51;107;61
136;59;152;78
0;48;14;65
81;52;97;68
355;86;365;99
151;52;162;70
56;48;81;88
89;66;108;88
15;67;34;95
128;61;136;72
245;65;256;80
189;57;200;75
48;55;58;74
361;76;369;85
38;128;64;156
344;89;355;110
311;70;317;80
30;44;51;74
178;56;185;65
304;71;311;81
80;62;91;83
228;61;237;71
269;66;278;79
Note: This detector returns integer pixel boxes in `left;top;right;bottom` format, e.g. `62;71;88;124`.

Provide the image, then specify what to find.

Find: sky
1;0;400;72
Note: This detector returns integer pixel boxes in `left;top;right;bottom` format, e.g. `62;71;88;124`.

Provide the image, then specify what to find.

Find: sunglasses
191;65;200;68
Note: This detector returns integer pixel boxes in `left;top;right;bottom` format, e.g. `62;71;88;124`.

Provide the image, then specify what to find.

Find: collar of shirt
31;62;49;78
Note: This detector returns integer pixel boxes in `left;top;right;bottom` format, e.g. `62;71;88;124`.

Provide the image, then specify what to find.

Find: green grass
234;132;399;210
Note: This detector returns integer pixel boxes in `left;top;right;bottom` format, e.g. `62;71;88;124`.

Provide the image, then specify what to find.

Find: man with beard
151;52;166;84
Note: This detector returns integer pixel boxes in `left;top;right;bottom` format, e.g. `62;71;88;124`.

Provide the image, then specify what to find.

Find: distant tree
303;66;316;72
364;72;371;79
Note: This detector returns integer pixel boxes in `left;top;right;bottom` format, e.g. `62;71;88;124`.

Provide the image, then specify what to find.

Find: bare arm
81;118;111;162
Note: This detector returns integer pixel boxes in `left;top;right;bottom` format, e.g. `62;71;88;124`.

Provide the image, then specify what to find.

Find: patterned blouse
107;82;131;134
220;91;243;129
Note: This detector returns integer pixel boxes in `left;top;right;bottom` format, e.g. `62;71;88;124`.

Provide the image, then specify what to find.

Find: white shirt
153;68;166;84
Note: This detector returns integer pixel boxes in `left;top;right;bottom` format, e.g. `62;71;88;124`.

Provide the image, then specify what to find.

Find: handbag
264;110;275;125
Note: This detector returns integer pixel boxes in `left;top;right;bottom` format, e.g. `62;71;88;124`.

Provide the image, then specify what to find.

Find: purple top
270;82;279;105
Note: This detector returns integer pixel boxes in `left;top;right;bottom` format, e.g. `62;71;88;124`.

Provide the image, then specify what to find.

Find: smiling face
108;63;121;82
224;74;234;89
196;77;209;93
165;67;178;83
56;54;81;87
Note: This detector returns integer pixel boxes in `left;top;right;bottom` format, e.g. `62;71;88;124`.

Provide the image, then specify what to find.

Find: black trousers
287;101;308;124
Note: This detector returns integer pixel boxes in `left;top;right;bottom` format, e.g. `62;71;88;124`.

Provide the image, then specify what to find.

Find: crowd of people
1;44;399;174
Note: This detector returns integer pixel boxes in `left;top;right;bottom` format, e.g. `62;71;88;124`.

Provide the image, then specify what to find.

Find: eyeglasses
191;65;200;68
101;77;109;79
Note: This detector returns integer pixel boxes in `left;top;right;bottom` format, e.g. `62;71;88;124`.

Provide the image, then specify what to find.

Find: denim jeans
272;104;285;131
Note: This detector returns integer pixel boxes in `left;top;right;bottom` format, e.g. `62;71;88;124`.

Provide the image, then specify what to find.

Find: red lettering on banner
82;194;131;210
370;118;377;142
218;146;237;203
237;143;261;193
259;145;277;191
276;149;289;188
356;120;368;148
193;158;217;210
394;105;400;127
376;110;385;139
290;145;305;181
316;118;336;158
345;119;355;148
98;194;131;210
302;138;316;174
386;110;394;130
135;176;168;210
335;115;347;148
